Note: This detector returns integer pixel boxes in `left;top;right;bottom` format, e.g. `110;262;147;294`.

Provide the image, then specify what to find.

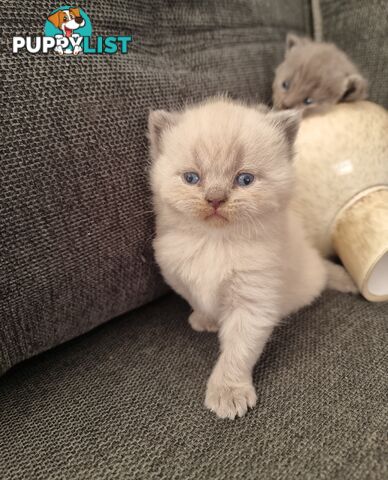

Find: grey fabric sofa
1;1;387;478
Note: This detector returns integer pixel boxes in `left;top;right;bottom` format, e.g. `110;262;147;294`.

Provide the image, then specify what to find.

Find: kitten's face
149;99;299;230
273;34;367;112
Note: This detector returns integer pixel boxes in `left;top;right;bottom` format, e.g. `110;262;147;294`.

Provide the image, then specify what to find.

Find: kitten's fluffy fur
149;97;356;419
273;33;367;112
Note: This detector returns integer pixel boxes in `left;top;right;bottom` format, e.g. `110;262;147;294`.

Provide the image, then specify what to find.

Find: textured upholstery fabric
1;291;387;479
318;0;388;107
0;0;312;373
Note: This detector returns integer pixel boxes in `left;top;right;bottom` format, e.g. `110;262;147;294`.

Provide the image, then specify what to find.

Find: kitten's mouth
205;211;228;222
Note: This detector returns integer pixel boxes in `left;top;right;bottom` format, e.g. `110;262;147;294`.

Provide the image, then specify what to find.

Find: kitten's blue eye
183;172;200;185
236;173;255;187
282;80;290;90
303;97;314;105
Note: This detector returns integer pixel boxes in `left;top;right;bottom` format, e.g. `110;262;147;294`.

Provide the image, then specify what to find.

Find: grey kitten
273;33;368;112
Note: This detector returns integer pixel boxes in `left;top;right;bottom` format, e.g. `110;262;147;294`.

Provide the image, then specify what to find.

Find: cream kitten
273;33;368;112
148;97;356;420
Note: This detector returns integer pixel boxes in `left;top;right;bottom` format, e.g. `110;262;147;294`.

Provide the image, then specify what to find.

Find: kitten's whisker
130;210;155;220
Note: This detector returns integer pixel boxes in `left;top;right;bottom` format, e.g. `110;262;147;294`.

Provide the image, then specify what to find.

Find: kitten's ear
148;110;181;158
254;104;271;114
268;110;301;150
341;74;368;102
286;33;310;50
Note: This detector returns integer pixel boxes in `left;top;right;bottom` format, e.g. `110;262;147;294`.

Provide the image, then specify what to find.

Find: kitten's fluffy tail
324;259;358;293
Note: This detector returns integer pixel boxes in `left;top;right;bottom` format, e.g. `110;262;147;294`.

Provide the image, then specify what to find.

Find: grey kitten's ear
148;110;181;158
341;74;368;102
268;110;301;149
286;33;310;50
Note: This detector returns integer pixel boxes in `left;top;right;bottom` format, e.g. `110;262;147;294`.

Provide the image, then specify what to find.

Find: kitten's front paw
205;378;257;419
188;311;218;332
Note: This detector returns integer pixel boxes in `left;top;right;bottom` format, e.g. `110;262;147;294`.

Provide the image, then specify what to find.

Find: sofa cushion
0;291;387;479
0;0;312;373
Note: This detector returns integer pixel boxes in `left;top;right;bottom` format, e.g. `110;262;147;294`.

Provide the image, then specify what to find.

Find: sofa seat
1;290;387;479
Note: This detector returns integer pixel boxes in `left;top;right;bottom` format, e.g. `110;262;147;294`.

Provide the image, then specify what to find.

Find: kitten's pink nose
207;198;225;210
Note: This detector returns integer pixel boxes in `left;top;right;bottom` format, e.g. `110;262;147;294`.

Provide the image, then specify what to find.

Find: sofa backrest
0;0;312;373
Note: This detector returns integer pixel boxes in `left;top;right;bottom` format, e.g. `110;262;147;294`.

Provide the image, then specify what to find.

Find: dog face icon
48;8;85;37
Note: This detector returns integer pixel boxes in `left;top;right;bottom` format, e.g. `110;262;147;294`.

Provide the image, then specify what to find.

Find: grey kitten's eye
303;97;314;105
183;172;200;185
282;80;290;90
236;173;255;187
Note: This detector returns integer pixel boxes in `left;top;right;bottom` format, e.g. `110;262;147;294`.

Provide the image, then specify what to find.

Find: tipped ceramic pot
292;101;388;301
